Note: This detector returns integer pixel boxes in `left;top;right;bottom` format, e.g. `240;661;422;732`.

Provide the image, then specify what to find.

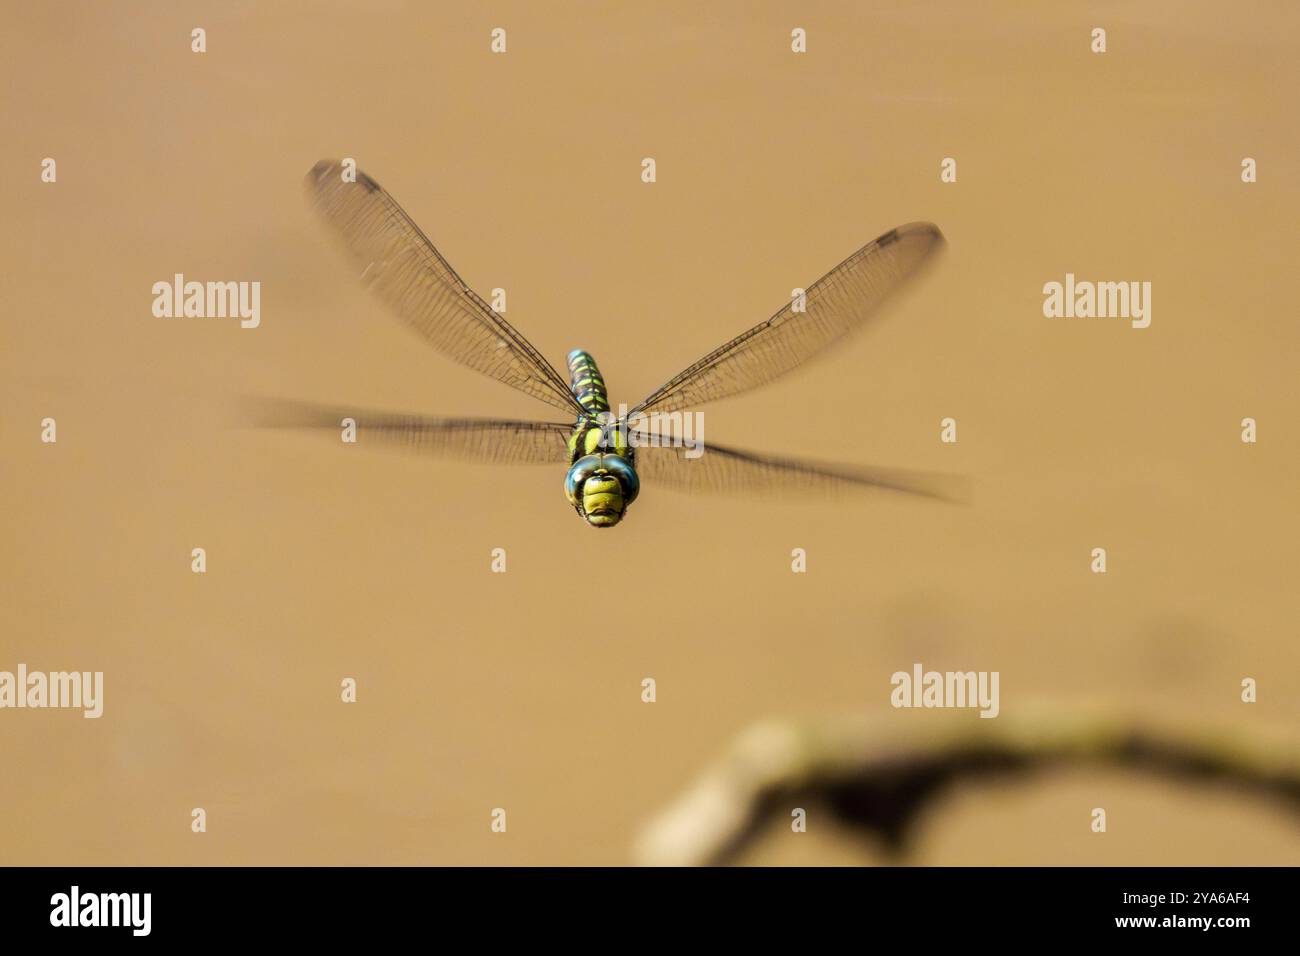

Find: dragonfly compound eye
564;455;602;508
564;454;640;526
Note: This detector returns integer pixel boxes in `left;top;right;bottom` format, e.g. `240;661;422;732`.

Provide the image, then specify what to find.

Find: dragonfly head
565;453;640;528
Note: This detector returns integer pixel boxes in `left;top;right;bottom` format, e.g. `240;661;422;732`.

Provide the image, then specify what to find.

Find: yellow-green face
581;475;625;527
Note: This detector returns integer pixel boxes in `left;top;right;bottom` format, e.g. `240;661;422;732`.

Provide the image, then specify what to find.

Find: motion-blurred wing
306;160;584;416
250;398;572;465
632;435;968;503
630;223;945;416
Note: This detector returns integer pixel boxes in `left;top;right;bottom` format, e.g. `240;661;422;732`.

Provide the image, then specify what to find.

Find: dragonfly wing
631;223;945;416
249;398;573;465
305;160;585;416
632;434;969;503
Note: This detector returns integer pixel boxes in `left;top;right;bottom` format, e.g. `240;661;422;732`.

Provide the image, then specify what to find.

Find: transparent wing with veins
249;398;572;465
631;433;969;503
630;223;945;418
305;159;585;417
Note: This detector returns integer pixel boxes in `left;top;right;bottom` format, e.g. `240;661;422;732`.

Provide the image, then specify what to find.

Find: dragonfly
260;159;965;528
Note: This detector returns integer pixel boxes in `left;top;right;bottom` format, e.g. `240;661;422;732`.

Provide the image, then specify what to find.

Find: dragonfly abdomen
566;349;610;414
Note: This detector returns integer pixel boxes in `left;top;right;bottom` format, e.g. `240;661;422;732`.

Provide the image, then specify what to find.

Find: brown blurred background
1;0;1297;865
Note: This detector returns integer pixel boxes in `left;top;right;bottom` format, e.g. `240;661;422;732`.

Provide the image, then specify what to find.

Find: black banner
0;866;1283;941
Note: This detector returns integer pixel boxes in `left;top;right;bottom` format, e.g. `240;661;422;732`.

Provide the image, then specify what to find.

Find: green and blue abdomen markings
567;349;610;414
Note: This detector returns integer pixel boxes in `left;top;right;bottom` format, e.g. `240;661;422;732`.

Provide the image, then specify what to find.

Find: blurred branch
633;713;1300;866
